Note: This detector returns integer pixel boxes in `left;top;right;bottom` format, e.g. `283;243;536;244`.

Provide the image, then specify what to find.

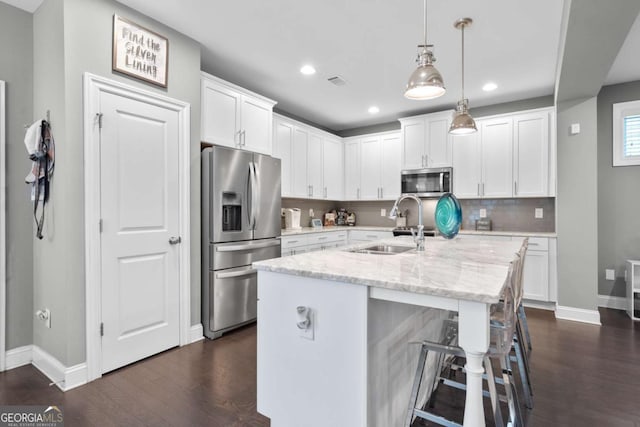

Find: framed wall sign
112;14;168;87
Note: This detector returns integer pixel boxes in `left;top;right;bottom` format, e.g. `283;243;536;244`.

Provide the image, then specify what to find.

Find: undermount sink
348;244;414;255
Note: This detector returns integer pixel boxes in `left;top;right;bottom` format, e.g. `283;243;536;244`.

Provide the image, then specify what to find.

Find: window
613;100;640;166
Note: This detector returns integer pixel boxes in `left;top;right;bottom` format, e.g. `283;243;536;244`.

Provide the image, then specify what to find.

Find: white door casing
0;80;6;372
84;73;190;380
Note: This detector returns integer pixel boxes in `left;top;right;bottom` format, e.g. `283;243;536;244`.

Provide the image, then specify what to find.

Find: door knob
169;236;182;245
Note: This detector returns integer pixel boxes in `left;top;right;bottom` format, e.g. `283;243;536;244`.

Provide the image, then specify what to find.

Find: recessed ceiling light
482;82;498;92
300;65;316;75
368;106;380;114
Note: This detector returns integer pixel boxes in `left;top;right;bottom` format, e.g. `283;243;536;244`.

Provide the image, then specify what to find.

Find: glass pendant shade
405;49;446;100
449;99;477;134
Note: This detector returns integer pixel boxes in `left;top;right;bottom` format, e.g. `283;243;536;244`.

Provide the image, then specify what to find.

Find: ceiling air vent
327;76;347;86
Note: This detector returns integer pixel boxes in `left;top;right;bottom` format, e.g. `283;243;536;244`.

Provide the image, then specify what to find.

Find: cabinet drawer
349;230;393;241
524;237;548;251
308;231;348;245
281;236;309;249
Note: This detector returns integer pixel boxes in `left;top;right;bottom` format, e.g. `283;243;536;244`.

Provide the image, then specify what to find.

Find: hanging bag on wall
24;119;55;239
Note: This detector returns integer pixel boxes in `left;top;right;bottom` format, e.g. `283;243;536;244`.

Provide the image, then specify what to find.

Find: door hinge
99;219;103;232
100;322;104;337
97;113;103;129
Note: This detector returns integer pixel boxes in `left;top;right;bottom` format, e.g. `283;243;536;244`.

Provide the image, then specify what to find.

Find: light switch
570;123;581;135
605;269;615;281
535;208;543;219
479;209;487;218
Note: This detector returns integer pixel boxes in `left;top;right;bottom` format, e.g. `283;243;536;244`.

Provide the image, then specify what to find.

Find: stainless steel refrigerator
202;145;281;339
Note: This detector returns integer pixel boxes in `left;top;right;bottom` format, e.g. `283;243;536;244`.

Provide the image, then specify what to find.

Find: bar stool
405;259;523;427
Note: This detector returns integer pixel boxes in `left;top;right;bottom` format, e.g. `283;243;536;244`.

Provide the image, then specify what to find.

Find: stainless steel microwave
401;167;452;197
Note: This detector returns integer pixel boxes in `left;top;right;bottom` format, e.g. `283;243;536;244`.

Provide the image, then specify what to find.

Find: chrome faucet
389;194;424;251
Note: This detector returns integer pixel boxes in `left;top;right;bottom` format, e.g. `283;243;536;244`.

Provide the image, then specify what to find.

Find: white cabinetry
273;114;343;200
201;72;276;155
348;230;393;242
281;231;349;256
400;111;452;170
452;107;555;199
626;260;640;320
344;132;401;201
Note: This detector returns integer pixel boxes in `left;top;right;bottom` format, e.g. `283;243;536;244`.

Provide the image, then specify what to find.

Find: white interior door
99;91;180;373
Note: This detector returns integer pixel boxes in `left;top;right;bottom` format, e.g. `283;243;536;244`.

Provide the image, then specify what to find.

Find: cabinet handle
236;130;242;146
421;155;425;167
514;181;518;195
482;183;485;196
242;130;246;146
357;188;360;199
477;183;480;197
380;187;384;199
324;187;327;198
424;154;428;167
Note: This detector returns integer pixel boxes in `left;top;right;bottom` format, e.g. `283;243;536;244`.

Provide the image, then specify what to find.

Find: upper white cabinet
452;107;555;199
273;114;343;200
513;111;551;197
201;72;276;155
344;132;401;201
400;111;452;170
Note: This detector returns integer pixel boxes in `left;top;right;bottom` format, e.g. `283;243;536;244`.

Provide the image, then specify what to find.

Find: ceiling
5;0;640;132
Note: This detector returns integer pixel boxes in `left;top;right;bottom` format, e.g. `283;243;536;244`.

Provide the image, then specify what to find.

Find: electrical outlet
309;208;314;217
479;209;487;218
605;269;615;281
535;208;544;219
296;306;314;340
36;308;51;328
380;208;386;217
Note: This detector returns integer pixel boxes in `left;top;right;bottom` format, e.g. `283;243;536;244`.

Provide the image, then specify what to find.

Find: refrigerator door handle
253;161;261;229
248;162;258;230
215;268;257;280
216;240;281;252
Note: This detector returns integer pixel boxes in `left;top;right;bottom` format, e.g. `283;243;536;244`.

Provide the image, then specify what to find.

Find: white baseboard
189;323;204;343
555;305;602;325
32;346;87;391
598;295;626;310
522;300;556;311
5;345;33;370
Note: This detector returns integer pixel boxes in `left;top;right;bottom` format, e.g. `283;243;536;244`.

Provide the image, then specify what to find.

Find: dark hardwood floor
1;308;639;426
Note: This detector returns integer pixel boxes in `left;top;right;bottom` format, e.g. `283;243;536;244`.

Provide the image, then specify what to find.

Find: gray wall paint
597;81;640;297
32;0;201;366
0;3;34;351
556;97;599;310
32;0;67;363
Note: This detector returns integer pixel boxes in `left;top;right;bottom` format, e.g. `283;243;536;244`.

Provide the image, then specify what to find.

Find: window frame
613;99;640;167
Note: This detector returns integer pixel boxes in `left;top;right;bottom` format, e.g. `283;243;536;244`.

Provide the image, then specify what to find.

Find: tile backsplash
281;197;555;232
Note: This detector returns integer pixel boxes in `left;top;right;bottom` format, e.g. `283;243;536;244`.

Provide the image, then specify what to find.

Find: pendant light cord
461;23;465;100
423;0;427;48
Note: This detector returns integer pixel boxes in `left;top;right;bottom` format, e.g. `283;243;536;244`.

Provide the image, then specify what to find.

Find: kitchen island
254;236;524;427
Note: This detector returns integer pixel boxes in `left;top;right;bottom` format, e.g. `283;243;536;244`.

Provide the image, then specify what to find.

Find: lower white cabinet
281;231;349;256
457;234;556;303
348;230;394;242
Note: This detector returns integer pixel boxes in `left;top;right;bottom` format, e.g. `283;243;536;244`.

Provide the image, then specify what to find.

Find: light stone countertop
254;236;525;304
458;230;557;238
281;226;394;236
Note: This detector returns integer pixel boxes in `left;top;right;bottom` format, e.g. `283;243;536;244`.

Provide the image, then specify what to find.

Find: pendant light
404;0;445;100
449;18;477;134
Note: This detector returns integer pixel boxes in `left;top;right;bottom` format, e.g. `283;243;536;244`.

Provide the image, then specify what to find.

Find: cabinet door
307;133;324;199
451;132;481;198
291;127;309;198
273;119;293;197
522;250;549;301
426;114;452;167
344;140;361;200
380;133;401;200
359;136;381;200
323;137;343;200
481;118;513;198
513;111;549;197
401;118;426;169
241;96;273;155
201;79;240;147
